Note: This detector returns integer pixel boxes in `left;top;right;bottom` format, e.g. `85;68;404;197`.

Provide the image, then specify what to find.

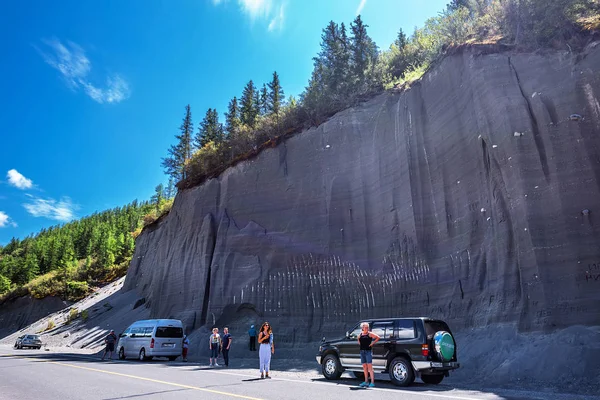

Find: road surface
0;348;597;400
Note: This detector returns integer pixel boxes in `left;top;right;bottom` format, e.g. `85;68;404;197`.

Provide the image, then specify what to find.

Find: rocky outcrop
124;44;600;343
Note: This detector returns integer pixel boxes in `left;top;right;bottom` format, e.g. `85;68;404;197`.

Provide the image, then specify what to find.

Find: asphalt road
0;349;598;400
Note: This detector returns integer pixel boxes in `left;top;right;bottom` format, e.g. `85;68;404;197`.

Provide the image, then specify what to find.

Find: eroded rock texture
124;45;600;342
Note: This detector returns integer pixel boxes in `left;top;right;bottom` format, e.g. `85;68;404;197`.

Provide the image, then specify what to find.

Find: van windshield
155;326;183;338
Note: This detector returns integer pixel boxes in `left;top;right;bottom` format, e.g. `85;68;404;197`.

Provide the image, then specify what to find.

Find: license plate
162;343;175;348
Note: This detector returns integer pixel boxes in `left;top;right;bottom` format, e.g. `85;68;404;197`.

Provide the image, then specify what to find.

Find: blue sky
0;0;448;245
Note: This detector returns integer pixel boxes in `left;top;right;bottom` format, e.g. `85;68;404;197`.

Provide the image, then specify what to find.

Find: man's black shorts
106;343;115;352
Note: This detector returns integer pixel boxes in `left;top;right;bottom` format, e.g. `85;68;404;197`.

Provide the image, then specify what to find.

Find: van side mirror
119;333;126;338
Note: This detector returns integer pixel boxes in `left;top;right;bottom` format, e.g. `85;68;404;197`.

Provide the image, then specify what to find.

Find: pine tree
267;71;284;119
240;80;259;128
302;58;326;117
260;84;269;115
195;108;224;148
316;21;351;101
253;90;261;121
151;183;164;212
225;97;241;135
350;15;378;89
395;28;408;50
165;178;176;199
162;105;193;182
447;0;470;12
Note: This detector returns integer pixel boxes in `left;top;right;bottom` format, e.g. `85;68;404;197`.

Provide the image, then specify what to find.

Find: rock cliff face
124;44;600;343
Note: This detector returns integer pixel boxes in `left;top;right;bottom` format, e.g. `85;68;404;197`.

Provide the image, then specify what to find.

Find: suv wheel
118;347;126;360
389;357;415;387
322;354;343;380
421;374;444;384
139;348;146;361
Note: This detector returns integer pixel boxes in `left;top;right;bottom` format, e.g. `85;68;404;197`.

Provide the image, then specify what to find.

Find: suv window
424;320;451;338
348;325;362;340
395;320;416;339
371;321;394;339
156;326;183;338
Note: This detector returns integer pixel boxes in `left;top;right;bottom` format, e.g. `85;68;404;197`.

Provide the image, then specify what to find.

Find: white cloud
0;211;17;228
7;169;33;190
23;196;78;222
36;38;130;104
356;0;367;15
268;3;285;32
213;0;285;31
239;0;272;19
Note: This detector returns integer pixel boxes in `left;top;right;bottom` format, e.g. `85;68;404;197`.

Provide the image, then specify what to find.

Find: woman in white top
209;328;221;367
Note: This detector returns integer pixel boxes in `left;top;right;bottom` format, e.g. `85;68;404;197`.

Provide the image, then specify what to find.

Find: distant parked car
316;317;459;386
117;319;184;361
14;334;42;349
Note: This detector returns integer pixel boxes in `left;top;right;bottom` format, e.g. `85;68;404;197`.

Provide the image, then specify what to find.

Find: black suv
316;317;459;386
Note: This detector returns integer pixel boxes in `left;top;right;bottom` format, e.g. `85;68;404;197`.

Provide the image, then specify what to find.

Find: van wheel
389;357;415;387
322;354;343;380
118;347;126;360
139;348;147;361
421;374;444;384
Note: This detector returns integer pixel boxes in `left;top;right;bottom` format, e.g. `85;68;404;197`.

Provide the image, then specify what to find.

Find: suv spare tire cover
433;331;455;361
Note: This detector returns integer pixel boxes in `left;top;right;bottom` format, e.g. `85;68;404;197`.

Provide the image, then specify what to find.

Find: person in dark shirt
358;322;380;387
248;325;257;351
221;327;232;367
101;330;118;361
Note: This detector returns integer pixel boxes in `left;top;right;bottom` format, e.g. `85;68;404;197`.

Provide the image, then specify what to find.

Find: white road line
1;352;499;400
195;368;501;400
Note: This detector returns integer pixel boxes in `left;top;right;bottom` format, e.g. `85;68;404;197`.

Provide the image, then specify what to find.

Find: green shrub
81;309;89;321
45;320;55;331
66;281;89;301
66;308;79;324
0;274;11;296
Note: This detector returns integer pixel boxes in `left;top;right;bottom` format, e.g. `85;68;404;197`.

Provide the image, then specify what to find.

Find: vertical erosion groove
508;56;550;181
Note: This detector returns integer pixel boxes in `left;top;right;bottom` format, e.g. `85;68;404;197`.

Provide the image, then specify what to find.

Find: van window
155;326;183;338
130;327;143;337
144;327;154;337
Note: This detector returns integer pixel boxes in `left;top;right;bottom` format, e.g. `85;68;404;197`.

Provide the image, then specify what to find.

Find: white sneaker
214;363;219;367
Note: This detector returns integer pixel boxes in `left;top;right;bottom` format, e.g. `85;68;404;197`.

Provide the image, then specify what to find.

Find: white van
117;319;184;361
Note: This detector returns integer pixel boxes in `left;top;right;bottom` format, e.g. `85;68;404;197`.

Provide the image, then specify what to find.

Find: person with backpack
182;334;190;362
248;325;257;351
